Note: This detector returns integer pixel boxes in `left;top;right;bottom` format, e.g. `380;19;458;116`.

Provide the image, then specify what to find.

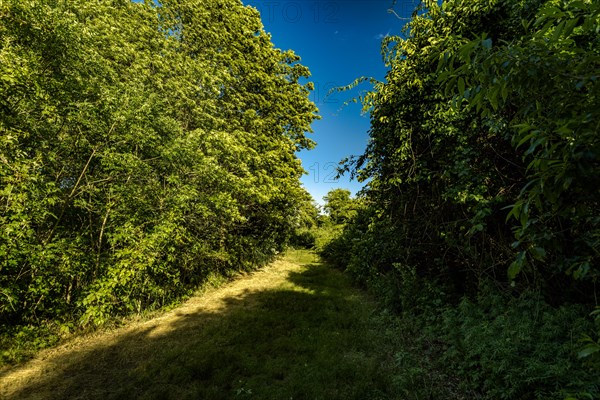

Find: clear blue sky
243;0;415;204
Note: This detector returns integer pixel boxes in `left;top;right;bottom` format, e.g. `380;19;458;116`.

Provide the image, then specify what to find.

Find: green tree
324;0;599;397
0;0;318;348
323;189;358;225
338;0;598;301
436;0;600;285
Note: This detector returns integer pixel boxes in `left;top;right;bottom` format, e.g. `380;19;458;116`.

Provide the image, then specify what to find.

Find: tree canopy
322;0;599;397
323;188;358;225
341;0;599;300
0;0;318;334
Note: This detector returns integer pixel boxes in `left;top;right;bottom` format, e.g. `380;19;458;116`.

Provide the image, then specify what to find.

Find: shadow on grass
4;262;399;400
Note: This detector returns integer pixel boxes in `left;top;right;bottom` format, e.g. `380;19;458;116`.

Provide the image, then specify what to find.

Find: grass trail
0;250;404;400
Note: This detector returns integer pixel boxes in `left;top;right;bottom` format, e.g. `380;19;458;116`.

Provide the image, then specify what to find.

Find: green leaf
508;252;526;280
458;77;465;96
551;20;565;42
578;344;600;359
525;137;546;155
529;246;546;261
516;131;537;148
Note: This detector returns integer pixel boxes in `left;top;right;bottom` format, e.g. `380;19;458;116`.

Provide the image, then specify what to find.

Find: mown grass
1;250;406;399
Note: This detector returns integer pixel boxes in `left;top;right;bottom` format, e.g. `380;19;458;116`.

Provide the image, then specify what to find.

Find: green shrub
313;224;344;253
430;290;597;399
289;229;317;249
1;324;61;365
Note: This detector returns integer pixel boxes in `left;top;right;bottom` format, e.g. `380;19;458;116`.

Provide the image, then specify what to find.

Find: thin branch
388;8;412;21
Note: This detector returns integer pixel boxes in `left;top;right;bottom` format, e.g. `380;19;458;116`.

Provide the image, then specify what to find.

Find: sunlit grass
1;250;405;399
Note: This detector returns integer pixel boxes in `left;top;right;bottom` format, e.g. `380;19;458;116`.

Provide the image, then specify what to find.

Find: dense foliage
323;188;358;225
323;0;599;397
0;0;317;358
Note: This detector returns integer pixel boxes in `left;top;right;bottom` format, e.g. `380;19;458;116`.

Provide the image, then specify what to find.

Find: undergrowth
0;270;233;367
347;277;599;399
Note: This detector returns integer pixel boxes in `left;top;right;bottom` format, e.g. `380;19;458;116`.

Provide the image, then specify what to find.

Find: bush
289;229;317;249
428;289;597;399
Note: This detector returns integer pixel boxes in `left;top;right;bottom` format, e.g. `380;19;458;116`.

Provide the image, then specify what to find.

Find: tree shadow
3;262;398;400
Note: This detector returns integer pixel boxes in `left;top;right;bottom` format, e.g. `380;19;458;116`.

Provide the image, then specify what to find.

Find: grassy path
0;250;403;400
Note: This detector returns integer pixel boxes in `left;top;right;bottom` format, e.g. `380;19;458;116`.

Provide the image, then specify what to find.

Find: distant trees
0;0;317;343
323;189;358;225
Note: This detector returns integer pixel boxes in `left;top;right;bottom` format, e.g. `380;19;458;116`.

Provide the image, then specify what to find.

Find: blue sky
243;0;415;204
